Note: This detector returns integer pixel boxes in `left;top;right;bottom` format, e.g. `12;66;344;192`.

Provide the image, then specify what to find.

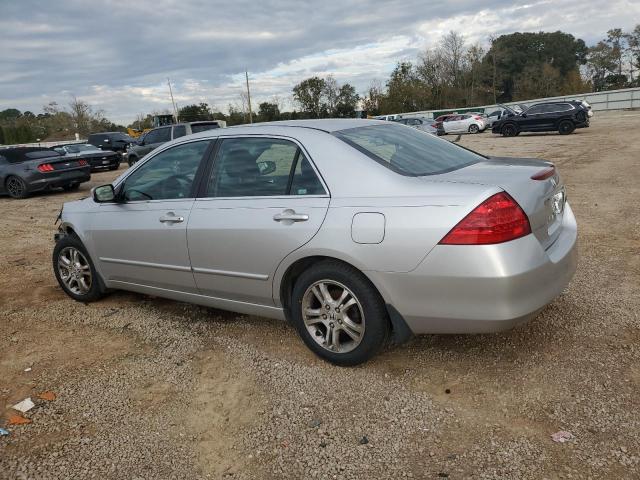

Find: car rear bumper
369;203;578;334
27;168;91;192
88;155;120;169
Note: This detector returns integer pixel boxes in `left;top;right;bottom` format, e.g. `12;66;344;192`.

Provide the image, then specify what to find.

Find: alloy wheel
302;280;365;353
6;177;25;198
57;247;92;295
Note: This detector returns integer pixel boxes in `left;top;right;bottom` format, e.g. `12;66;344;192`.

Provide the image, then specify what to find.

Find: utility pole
167;78;178;122
245;71;253;123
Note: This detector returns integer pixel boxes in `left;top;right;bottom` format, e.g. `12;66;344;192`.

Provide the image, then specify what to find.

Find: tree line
2;24;639;143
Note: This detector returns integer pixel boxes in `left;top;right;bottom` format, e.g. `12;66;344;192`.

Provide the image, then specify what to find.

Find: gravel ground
1;111;639;479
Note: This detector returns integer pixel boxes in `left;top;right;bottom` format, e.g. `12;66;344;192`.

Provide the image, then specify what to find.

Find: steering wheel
161;174;192;198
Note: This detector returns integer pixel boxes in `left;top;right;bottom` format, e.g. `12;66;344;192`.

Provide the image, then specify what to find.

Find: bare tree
323;75;340;116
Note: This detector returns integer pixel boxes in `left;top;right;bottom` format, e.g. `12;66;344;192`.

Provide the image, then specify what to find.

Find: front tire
290;261;390;366
53;234;106;303
128;156;138;167
558;120;575;135
5;175;29;199
501;124;518;137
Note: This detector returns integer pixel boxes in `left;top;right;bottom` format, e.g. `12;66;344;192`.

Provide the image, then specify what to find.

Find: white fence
1;139;86;149
398;86;640;119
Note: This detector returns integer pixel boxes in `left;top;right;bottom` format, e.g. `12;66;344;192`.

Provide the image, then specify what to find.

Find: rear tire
290;261;390;366
53;234;106;303
468;124;479;134
5;175;29;199
501;124;518;137
558;120;575;135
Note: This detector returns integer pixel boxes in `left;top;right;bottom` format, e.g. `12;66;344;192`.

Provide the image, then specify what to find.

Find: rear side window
335;124;482;176
191;123;220;133
206;137;325;197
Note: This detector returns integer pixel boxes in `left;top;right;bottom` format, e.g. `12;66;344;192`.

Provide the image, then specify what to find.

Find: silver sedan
52;119;577;365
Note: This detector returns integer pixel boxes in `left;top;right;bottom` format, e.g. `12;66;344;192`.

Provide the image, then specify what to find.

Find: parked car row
386;100;593;138
0;147;91;198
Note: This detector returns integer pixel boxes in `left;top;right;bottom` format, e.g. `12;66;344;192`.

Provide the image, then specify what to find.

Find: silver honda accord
53;119;577;365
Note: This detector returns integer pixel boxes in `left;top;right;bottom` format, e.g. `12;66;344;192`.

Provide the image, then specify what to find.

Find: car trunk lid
425;157;566;250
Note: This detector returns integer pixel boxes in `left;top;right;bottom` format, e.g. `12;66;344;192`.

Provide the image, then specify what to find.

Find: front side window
335;124;483;176
145;127;171;144
121;141;210;201
206;137;325;197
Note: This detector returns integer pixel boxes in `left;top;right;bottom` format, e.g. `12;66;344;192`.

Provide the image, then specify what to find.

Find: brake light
37;163;54;172
439;192;531;245
531;166;555;180
473;115;482;120
78;159;88;166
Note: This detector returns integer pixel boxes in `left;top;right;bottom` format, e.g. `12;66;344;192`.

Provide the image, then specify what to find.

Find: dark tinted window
122;141;210;201
145;127;171;144
173;125;187;138
335;124;482;176
207;138;299;197
526;105;545;114
191;123;220;133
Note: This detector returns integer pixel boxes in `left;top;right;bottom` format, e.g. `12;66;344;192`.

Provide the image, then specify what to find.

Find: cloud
0;0;638;124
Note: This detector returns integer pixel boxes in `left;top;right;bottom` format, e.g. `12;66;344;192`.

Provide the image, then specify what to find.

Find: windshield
334;124;483;176
66;144;95;153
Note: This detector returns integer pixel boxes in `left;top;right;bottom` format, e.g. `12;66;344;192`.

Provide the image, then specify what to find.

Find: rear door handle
273;209;309;222
159;213;184;223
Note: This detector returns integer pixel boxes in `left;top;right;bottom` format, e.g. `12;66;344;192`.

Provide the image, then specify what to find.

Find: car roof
238;118;389;133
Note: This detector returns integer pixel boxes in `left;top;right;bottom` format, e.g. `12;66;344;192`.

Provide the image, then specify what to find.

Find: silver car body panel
59;120;577;333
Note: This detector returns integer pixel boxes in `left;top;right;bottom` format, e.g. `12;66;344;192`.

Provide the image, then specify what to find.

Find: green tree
335;84;359;117
258;102;280;122
293;77;327;118
179;103;212;122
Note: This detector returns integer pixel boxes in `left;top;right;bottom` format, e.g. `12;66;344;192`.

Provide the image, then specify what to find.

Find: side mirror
93;184;116;203
257;160;277;175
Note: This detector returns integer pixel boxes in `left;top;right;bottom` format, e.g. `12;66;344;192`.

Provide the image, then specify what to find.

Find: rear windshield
191;123;220;133
334;124;482;176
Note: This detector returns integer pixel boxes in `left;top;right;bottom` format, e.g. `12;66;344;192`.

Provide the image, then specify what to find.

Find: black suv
492;101;592;136
88;132;134;155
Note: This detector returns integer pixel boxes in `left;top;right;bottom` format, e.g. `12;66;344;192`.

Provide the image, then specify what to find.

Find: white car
442;113;487;134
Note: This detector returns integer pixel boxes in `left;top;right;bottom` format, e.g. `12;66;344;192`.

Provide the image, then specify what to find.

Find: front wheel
127;156;138;167
558;120;575;135
291;261;390;366
53;235;106;303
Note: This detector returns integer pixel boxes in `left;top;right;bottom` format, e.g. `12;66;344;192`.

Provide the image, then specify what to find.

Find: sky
1;0;639;125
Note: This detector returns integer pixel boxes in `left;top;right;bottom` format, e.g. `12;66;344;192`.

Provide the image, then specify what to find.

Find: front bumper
370;203;578;334
28;168;91;192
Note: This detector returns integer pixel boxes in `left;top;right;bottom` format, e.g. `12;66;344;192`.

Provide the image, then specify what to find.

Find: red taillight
473;115;482;120
37;163;54;172
78;159;88;166
439;192;531;245
531;166;555;180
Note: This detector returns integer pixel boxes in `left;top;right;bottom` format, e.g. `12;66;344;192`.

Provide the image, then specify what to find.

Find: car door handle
159;213;184;223
273;209;309;222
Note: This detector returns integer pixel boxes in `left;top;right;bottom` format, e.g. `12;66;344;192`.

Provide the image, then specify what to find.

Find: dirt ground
1;111;639;479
